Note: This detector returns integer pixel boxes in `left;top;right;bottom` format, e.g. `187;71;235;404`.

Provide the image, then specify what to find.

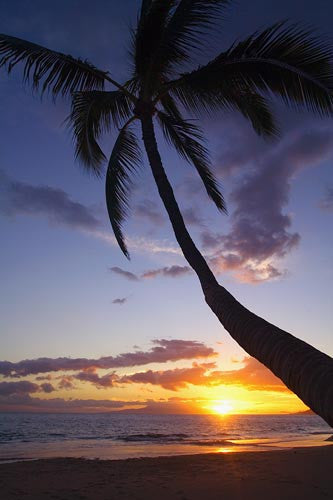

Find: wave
117;433;190;443
309;431;332;435
188;439;241;447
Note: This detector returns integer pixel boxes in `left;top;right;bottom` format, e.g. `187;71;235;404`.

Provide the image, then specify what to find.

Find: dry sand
1;445;332;499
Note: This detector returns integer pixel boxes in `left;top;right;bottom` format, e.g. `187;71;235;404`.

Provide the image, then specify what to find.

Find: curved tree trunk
141;115;333;428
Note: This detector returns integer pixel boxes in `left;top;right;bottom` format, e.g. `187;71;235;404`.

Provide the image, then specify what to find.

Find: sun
210;401;234;415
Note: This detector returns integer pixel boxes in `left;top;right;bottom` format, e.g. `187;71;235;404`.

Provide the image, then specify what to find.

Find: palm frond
152;0;231;76
0;34;108;97
159;92;183;119
68;91;134;174
157;111;226;213
226;91;279;138
134;0;176;81
105;126;142;258
165;22;333;117
167;79;278;138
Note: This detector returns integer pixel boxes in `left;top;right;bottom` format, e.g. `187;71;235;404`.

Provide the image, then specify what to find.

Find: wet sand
1;445;332;499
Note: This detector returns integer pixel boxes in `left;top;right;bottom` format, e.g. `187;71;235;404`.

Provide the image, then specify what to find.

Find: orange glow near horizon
32;378;309;415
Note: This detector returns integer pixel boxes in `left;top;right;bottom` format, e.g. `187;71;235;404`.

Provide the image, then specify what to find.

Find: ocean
0;413;331;463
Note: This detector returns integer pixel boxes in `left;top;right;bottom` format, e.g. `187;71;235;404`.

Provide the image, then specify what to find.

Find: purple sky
0;0;332;412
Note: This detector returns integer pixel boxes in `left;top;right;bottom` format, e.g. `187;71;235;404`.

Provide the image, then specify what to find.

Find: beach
1;445;332;499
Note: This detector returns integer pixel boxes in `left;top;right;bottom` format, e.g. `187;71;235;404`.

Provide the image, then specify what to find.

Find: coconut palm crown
1;0;333;426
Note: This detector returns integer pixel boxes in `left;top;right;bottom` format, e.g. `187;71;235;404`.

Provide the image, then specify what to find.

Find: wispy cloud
134;199;164;225
0;171;181;258
0;170;101;231
110;267;139;282
182;207;205;228
112;297;127;305
110;265;192;281
319;186;333;211
141;265;192;279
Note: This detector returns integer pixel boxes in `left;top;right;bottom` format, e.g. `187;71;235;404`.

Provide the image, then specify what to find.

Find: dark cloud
0;171;101;231
319;186;333;211
0;339;217;377
112;297;127;305
40;382;56;393
0;381;40;396
0;380;55;395
203;126;333;282
74;368;117;388
141;265;192;279
110;266;139;282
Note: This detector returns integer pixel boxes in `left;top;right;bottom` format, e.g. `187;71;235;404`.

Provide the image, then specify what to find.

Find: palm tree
1;1;332;426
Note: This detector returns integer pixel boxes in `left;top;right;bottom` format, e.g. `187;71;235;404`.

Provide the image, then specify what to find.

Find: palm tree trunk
141;115;333;428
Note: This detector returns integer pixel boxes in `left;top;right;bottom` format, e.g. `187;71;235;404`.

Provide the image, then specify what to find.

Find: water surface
0;413;331;462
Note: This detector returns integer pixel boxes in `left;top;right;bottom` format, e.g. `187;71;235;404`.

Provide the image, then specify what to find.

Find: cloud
203;127;333;282
134;199;164;225
39;382;56;393
0;393;211;414
74;368;118;388
319;186;333;211
214;119;266;177
35;375;53;381
133;201;203;228
0;170;101;231
182;207;204;227
57;376;75;390
0;380;55;395
110;267;139;281
217;357;287;392
110;265;192;281
0;339;217;377
0;172;181;259
112;297;127;305
141;265;192;279
0;394;144;413
120;362;216;391
118;357;287;392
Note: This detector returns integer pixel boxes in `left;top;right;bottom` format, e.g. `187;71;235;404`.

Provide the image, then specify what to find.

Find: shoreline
1;445;332;499
0;431;331;464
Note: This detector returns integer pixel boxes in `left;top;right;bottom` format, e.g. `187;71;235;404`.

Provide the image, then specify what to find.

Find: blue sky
0;0;332;413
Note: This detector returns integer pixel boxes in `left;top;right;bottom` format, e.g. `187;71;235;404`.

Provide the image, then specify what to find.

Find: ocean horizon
1;412;331;463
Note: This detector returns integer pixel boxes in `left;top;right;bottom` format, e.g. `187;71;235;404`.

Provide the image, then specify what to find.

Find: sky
0;0;332;416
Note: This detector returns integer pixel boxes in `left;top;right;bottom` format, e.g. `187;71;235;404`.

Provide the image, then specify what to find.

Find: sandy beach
1;445;332;499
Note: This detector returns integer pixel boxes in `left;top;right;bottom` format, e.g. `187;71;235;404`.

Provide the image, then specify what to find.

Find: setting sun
210;401;234;415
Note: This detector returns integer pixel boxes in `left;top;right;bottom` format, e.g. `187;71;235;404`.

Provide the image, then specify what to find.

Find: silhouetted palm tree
1;1;332;426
